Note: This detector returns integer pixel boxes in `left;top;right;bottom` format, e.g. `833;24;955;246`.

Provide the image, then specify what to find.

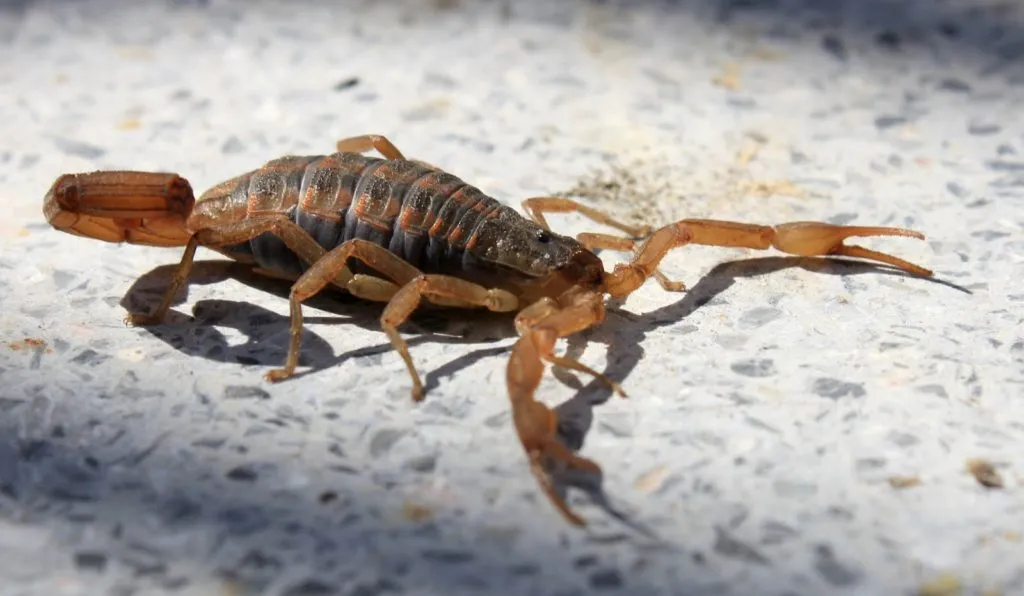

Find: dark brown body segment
189;152;508;281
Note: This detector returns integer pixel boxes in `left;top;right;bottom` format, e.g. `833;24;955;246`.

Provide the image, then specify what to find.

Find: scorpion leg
577;232;687;292
127;215;334;326
507;290;608;526
521;196;652;238
335;134;406;160
602;219;933;298
514;298;626;397
264;239;423;383
380;275;520;401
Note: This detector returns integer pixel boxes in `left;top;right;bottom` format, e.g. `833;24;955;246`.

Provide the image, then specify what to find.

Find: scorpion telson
43;134;934;526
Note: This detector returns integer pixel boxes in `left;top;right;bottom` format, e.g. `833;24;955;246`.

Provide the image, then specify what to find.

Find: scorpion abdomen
203;152;509;281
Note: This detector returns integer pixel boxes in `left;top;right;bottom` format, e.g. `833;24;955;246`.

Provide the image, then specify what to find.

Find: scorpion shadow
118;259;518;390
118;256;966;535
542;255;967;535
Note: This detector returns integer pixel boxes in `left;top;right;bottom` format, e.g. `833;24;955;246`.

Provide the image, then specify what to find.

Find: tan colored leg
127;215;334;326
264;239;423;383
506;289;609;526
346;274;400;303
577;232;687;292
335;134;406;160
514;297;626;397
521;196;653;238
603;219;933;298
379;275;519;401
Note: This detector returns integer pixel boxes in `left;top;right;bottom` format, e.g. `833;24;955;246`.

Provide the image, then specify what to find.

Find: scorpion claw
525;438;602;527
528;453;587;527
515;400;602;526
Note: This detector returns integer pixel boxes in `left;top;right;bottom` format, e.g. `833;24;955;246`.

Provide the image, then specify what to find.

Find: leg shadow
116;259;518;383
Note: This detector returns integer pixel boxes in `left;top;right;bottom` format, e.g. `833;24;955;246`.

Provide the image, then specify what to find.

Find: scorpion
43;134;934;526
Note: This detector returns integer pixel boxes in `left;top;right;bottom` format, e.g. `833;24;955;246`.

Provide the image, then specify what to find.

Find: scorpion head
469;209;605;301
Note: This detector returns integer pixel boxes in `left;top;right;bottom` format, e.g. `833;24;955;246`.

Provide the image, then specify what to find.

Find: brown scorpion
43;134;934;525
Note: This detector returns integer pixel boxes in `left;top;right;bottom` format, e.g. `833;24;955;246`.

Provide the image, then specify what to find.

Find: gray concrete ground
0;0;1022;594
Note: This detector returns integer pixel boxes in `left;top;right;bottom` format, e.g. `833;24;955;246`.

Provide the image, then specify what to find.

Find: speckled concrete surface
1;0;1022;595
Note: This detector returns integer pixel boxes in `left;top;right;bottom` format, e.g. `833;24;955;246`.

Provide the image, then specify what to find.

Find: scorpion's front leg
521;196;652;238
603;219;934;297
507;290;609;526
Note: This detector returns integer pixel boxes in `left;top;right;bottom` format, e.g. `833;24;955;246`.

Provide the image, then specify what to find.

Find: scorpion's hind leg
335;134;407;160
127;216;332;327
507;291;609;526
263;238;422;383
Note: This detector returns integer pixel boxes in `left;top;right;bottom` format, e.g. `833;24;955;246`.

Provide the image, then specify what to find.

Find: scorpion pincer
43;134;934;525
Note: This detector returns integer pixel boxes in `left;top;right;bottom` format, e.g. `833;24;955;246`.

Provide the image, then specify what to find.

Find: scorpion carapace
43;133;935;526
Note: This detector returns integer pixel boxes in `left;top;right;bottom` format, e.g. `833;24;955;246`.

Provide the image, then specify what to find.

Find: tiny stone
738;307;782;329
966;458;1004;488
968;121;1001;136
875;115;907;129
874;30;901;49
282;580;337;596
421;548;473;564
221;136;245;154
71;349;110;366
938;78;971;92
814;545;861;586
812;378;865;399
369;428;407;458
945;182;969;199
403;453;437;473
888;431;919;448
821;35;847;61
52;137;106;159
713;526;770;565
731;359;776;377
223;385;271;400
74;551;108;572
589;568;624;589
225;465;259;482
333;76;360;91
986;160;1024;172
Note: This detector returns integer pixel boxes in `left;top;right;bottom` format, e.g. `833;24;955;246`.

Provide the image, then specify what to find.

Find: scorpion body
43;134;935;526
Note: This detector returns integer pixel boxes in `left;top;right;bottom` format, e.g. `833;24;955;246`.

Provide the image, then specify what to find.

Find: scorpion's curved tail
43;171;196;247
